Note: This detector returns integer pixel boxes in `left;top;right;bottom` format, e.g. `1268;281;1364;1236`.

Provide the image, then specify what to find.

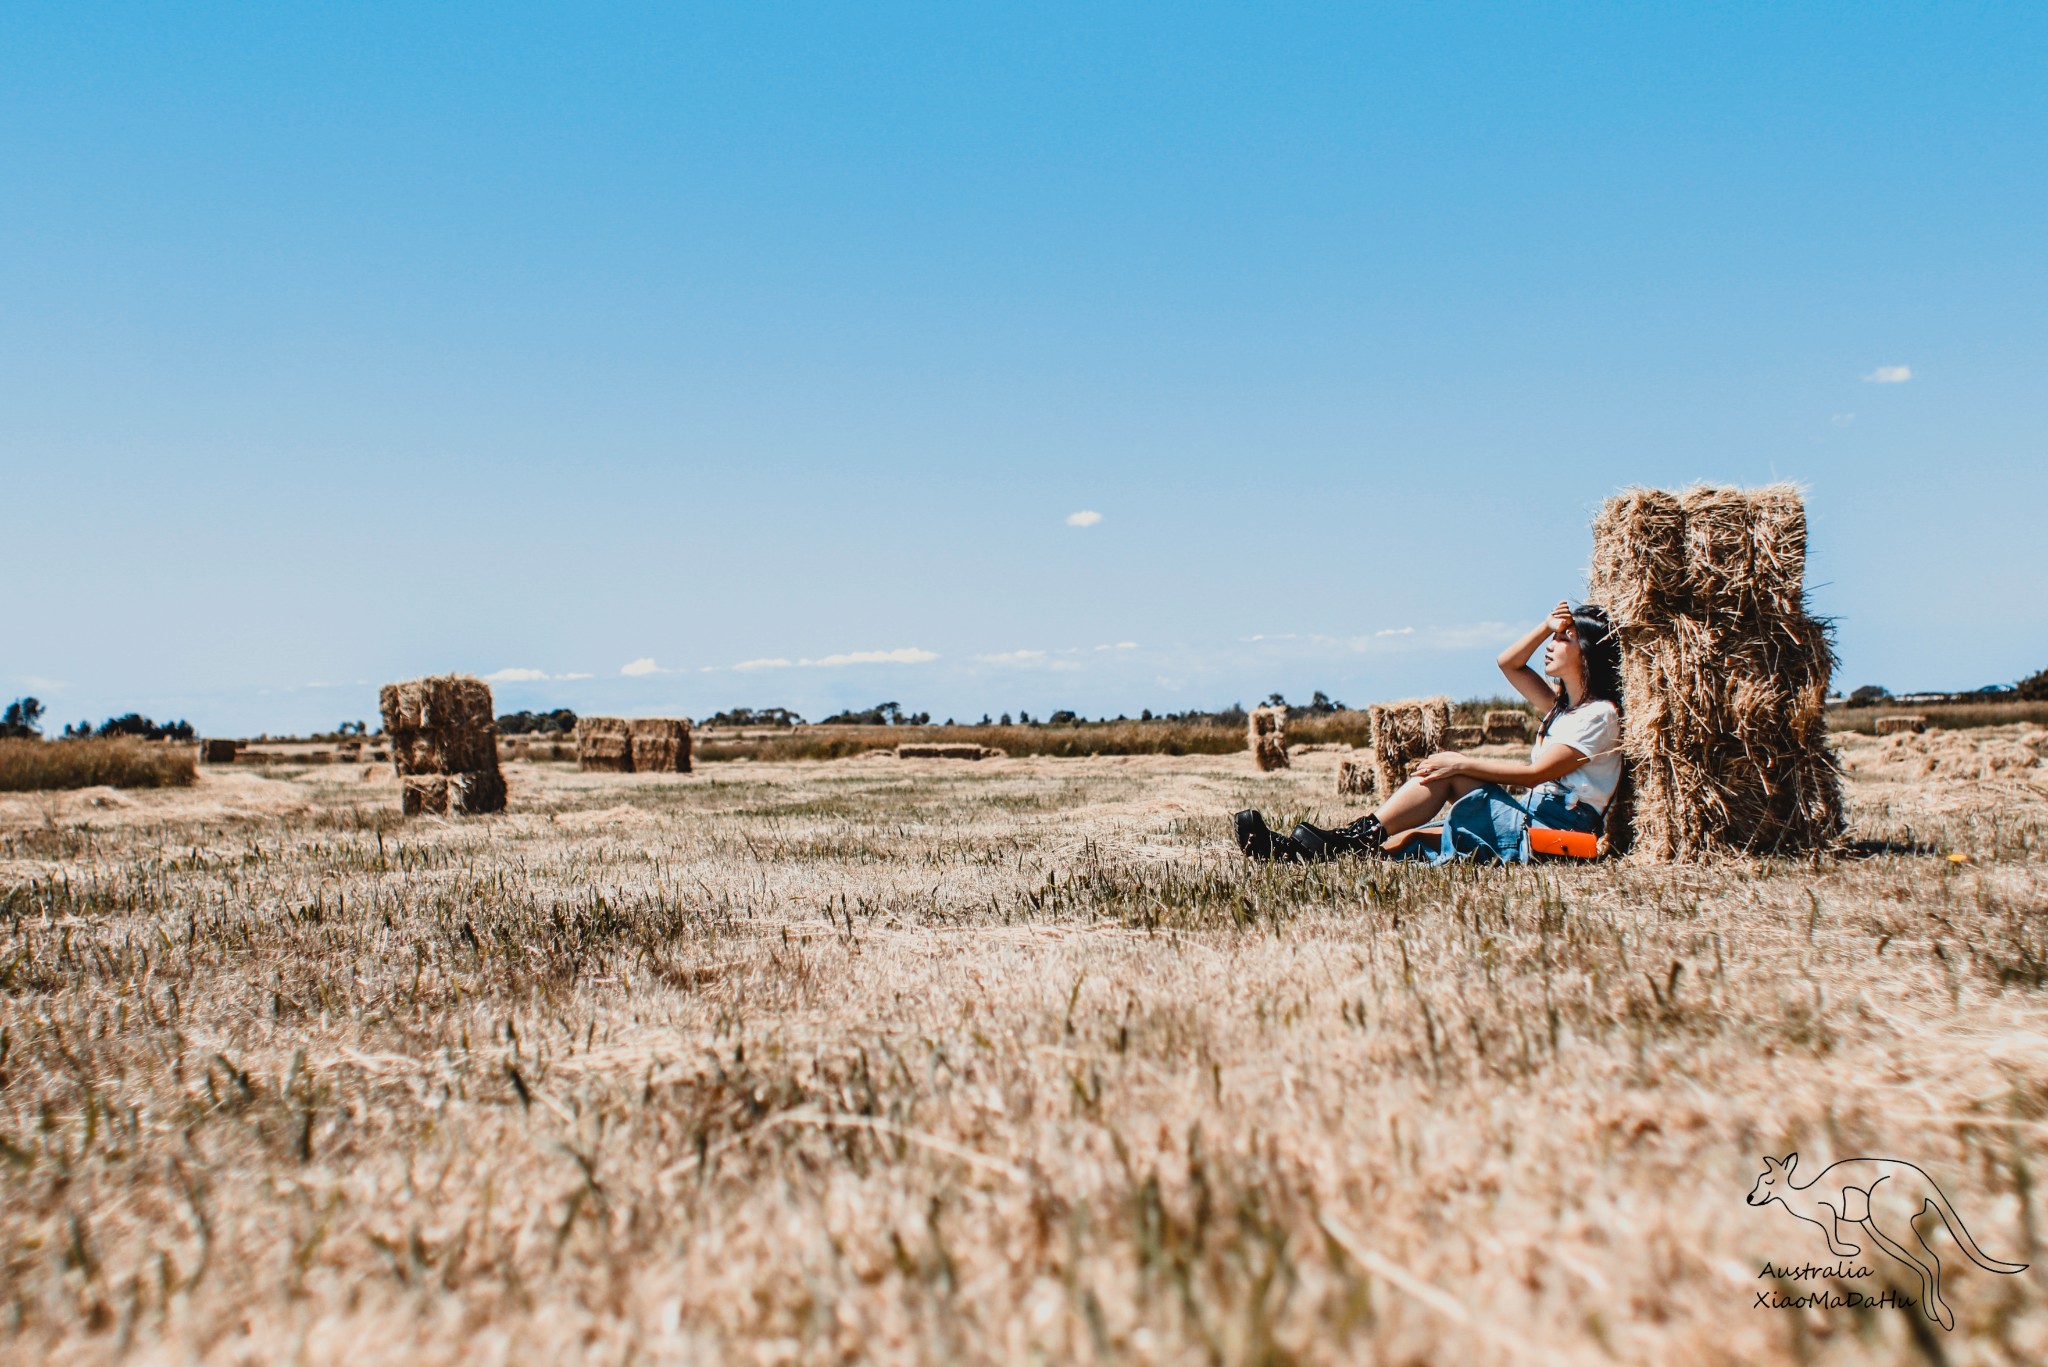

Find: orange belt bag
1527;827;1600;860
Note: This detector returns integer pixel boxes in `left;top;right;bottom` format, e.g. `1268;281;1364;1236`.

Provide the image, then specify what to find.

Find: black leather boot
1290;814;1387;861
1234;809;1308;863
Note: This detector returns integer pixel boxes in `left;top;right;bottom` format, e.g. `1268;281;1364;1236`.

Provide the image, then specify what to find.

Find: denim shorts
1392;782;1604;865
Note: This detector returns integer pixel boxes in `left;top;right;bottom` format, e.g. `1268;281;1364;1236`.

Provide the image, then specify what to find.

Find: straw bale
400;770;507;816
1248;706;1290;771
896;743;990;760
1483;710;1531;745
1588;488;1688;624
448;769;507;814
1680;483;1808;620
1447;725;1484;750
577;717;635;773
628;718;693;774
1368;696;1450;794
400;775;447;817
1591;485;1840;859
201;739;240;764
380;673;506;815
1875;715;1928;736
1336;756;1376;799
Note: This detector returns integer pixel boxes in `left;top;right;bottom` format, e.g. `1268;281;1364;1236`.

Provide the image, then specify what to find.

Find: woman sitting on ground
1235;601;1623;863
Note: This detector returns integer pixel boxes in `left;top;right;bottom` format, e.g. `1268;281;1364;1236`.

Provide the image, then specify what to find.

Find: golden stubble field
3;727;2047;1365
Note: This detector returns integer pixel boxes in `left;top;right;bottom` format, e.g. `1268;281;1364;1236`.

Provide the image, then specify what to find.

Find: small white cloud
1831;413;1855;426
977;649;1048;665
560;672;594;681
1065;510;1102;527
806;647;937;666
484;667;550;682
1376;626;1415;637
730;647;939;671
1094;641;1138;651
1863;365;1912;384
621;658;662;677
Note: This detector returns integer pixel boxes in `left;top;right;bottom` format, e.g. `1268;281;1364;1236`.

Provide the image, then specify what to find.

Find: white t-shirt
1530;700;1622;815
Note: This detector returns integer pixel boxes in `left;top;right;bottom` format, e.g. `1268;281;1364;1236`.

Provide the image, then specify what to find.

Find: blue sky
4;3;2043;733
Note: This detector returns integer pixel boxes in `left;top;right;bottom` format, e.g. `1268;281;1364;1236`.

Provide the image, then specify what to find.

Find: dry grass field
3;727;2047;1365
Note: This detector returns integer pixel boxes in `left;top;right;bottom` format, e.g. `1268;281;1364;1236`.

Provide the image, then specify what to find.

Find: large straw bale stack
1589;484;1841;860
1337;756;1376;799
1248;706;1290;771
378;674;506;816
202;739;240;764
1875;714;1928;736
1368;696;1450;795
577;717;635;772
629;718;693;773
1484;710;1532;745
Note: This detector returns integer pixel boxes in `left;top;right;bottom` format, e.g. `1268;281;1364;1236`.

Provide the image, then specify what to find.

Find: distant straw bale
1588;484;1841;860
1876;715;1929;736
1447;725;1484;750
629;718;693;774
577;717;635;773
1337;756;1376;799
202;739;240;764
1483;710;1531;745
896;743;993;760
1248;706;1290;771
1368;696;1450;795
379;674;506;816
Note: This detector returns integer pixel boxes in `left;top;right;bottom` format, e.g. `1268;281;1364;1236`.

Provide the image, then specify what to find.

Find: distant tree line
497;708;578;735
1;698;44;739
1845;670;2046;706
2;698;199;742
701;706;807;728
819;702;931;726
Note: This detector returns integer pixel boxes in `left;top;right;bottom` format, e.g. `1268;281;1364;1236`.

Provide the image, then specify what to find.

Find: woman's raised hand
1546;600;1574;635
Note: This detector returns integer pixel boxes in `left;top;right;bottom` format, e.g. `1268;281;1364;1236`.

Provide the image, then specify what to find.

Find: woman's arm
1497;601;1571;711
1411;741;1589;788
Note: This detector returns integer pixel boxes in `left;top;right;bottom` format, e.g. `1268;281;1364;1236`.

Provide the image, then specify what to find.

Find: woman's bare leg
1374;771;1484;836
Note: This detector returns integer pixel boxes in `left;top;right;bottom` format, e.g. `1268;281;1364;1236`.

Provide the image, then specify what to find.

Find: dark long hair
1539;602;1624;738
